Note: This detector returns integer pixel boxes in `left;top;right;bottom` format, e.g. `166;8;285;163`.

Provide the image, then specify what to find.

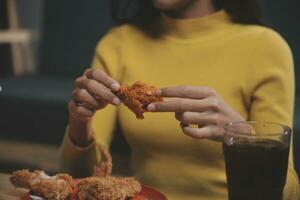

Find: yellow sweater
60;11;299;200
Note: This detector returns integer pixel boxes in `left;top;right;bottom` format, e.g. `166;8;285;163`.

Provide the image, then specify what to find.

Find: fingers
75;77;120;106
160;86;216;99
175;112;217;126
148;98;219;113
180;123;214;139
72;89;107;110
85;69;120;91
70;68;121;121
69;99;95;119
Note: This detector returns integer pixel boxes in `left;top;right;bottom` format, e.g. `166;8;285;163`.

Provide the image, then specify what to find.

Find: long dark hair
110;0;264;37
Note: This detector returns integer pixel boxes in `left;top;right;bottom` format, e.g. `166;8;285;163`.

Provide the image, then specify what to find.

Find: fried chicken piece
115;81;163;119
10;170;42;189
75;176;141;200
55;174;75;189
75;177;124;200
10;170;74;200
114;177;142;198
30;179;72;200
93;145;112;178
75;146;141;200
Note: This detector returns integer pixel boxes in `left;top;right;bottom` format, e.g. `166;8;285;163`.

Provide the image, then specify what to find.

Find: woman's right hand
68;69;121;147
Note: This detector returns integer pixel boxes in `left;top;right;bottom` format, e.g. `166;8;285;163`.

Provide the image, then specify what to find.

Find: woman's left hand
147;86;245;141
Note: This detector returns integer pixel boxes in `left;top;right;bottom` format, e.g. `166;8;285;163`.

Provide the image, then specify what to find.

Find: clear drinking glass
223;121;291;200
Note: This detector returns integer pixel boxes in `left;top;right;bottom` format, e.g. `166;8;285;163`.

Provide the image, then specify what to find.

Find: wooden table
0;173;28;200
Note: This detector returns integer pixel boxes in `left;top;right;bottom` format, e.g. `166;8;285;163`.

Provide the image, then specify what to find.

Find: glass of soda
223;121;291;200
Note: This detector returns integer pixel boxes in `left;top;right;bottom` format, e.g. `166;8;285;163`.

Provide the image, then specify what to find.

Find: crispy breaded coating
30;179;72;200
116;81;163;119
75;177;122;200
114;177;142;198
10;170;74;200
75;176;141;200
75;146;141;200
55;174;75;189
93;145;112;178
10;170;41;189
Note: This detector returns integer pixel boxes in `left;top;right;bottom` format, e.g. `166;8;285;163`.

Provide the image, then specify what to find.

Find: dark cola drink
223;139;289;200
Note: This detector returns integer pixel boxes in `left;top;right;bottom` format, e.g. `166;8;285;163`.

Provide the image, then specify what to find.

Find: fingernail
111;83;120;91
147;103;156;111
112;97;121;105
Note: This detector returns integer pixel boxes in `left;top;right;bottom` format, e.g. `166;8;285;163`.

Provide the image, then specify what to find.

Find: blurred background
0;0;299;178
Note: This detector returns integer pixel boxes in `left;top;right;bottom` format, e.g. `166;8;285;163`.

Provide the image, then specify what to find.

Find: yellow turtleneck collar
161;10;234;40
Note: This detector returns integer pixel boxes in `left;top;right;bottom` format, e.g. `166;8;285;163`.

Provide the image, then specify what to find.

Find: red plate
133;185;167;200
20;184;167;200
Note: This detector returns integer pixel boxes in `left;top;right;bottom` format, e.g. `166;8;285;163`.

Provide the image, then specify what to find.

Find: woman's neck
165;0;216;19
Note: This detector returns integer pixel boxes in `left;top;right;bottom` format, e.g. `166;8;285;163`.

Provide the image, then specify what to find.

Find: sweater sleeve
248;29;299;199
249;29;294;128
59;28;124;178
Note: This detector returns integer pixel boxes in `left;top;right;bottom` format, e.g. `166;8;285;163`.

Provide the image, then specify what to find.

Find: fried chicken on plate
10;170;42;189
30;179;72;200
10;145;141;200
75;145;141;200
10;170;74;200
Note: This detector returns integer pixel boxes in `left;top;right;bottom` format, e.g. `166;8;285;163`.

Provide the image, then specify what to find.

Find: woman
60;0;300;199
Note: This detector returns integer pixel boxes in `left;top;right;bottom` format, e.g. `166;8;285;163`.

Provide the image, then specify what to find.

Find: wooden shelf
0;30;31;43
